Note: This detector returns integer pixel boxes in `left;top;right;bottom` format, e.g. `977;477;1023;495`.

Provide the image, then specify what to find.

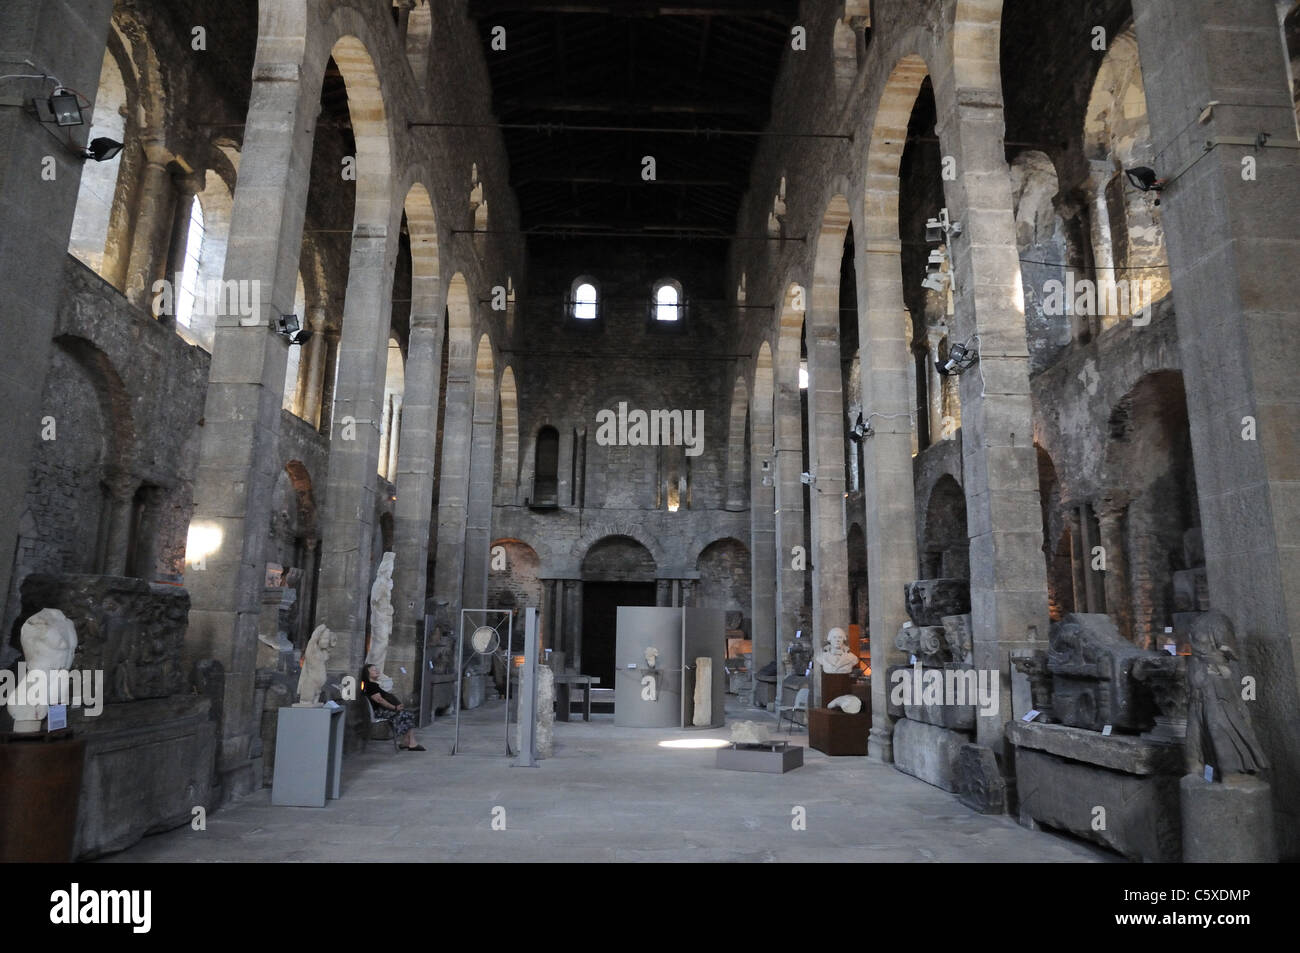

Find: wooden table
552;674;601;721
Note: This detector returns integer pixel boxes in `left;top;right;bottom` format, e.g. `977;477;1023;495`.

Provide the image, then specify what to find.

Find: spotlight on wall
925;207;962;243
921;271;950;294
1125;166;1164;193
848;412;872;442
49;89;83;126
275;313;313;345
935;341;977;377
81;137;123;162
800;471;816;486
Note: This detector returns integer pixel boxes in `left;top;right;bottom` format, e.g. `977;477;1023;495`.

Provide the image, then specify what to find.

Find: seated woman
361;663;424;751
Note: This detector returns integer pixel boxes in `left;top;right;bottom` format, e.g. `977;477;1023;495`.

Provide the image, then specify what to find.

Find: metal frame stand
451;608;513;756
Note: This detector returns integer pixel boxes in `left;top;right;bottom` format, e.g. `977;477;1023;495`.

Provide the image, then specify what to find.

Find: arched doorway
580;535;657;686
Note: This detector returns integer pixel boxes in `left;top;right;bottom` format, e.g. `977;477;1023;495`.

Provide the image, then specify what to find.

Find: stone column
396;0;416;39
750;406;777;679
807;323;851;659
386;395;403;483
926;325;946;440
563;579;583;672
316;221;400;676
431;331;475;649
854;231;919;762
773;380;806;686
0;0;115;629
102;473;136;577
461;368;497;617
124;139;177;315
294;306;328;425
317;328;341;436
390;290;446;703
655;579;672;606
932;61;1050;758
1096;498;1132;637
184;50;319;799
1134;0;1300;855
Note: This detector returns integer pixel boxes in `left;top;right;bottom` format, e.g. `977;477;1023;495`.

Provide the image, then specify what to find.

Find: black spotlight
1125;166;1165;193
83;137;124;162
935;341;976;377
276;313;313;345
50;89;84;127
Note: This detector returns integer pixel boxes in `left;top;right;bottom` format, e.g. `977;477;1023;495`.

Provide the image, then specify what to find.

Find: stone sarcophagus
1046;613;1161;732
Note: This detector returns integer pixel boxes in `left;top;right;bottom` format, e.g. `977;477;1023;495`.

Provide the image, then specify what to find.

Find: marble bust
6;608;78;732
296;624;337;706
817;627;859;674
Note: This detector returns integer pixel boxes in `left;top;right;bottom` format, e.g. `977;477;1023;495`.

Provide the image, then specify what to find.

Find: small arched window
653;279;683;322
571;277;598;321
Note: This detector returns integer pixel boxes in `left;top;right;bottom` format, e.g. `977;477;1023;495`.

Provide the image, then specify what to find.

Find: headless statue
1184;610;1268;778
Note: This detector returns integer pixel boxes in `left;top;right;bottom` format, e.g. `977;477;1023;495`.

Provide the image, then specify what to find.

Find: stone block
1172;568;1209;612
1014;748;1181;862
716;743;803;774
904;578;971;626
70;696;217;859
1047;613;1162;732
956;743;1006;814
1006;720;1183;775
892;717;969;792
1180;773;1277;863
1183;527;1204;567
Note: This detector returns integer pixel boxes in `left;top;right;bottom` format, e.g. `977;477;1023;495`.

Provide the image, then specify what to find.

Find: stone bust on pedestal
817;627;859;674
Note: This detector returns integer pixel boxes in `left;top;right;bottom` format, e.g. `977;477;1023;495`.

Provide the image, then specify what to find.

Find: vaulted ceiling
468;1;799;252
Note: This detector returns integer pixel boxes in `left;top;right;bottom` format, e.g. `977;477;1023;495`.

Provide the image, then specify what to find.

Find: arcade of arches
2;0;1299;865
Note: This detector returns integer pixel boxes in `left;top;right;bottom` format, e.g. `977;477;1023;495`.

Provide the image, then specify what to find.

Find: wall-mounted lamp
49;89;83;126
1125;166;1165;205
936;340;977;377
799;471;816;486
82;136;123;162
848;412;872;442
925;207;962;243
276;313;313;345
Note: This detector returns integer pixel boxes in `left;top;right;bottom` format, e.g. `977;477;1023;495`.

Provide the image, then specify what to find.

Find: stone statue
827;694;862;714
1184;611;1268;778
5;608;78;732
296;624;337;706
644;646;659;669
817;627;858;674
366;552;396;674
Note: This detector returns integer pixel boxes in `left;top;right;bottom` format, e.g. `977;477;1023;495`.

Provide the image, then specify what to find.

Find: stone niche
16;573;216;859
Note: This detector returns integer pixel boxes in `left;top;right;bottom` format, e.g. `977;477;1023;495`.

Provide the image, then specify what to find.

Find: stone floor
102;698;1116;863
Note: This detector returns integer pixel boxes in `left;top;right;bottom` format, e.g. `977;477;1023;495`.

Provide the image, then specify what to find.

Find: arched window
571;277;598;321
175;199;205;328
533;426;560;505
653;280;682;322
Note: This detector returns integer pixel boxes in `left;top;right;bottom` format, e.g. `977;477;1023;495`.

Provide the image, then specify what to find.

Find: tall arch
808;194;854;657
857;53;930;758
389;181;444;700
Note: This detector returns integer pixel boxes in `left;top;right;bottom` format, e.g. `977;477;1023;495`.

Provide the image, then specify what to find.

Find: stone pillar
396;0;416;39
750;404;777;678
0;0;115;628
655;579;672;606
294;306;328;425
184;49;318;799
926;325;946;440
102;474;136;577
773;381;805;686
386;395;402;482
390;292;446;703
1133;0;1300;856
932;65;1050;758
807;322;851;659
854;230;920;762
317;328;341;436
124;139;177;315
431;332;476;650
563;579;583;672
1096;499;1132;637
461;368;497;616
316;221;400;676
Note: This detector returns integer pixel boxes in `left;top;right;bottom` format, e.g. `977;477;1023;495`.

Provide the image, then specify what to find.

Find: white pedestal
271;706;344;807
